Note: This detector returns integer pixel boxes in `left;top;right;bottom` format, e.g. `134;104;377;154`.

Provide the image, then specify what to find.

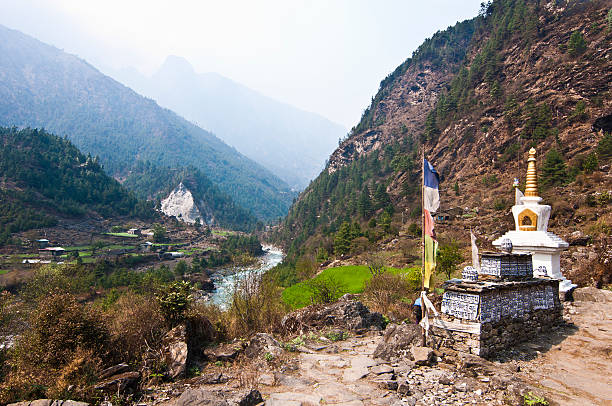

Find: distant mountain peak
157;55;196;78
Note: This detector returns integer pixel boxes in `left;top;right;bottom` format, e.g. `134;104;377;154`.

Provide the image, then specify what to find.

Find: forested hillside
0;25;294;220
0;127;153;245
276;0;612;281
123;162;259;231
113;56;346;190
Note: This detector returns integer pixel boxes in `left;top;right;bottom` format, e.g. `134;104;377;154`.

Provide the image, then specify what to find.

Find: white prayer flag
471;231;479;270
515;187;524;206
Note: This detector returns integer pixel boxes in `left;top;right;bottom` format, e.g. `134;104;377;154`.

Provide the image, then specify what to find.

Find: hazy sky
0;0;482;128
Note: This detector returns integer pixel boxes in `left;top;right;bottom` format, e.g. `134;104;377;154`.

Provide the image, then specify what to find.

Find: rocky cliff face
161;182;212;225
281;0;612;278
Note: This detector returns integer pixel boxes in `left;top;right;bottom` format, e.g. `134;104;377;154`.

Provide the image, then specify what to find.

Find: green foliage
220;234;263;256
521;99;553;140
578;153;598;174
597;133;612;161
540;149;568;188
0;127;154;245
334;222;353;256
567;31;587;57
500;142;520;163
436;242;463;280
482;174;499;187
305;275;346;305
155;280;193;325
569;100;588;123
523;391;549;406
608;8;612;30
152;223;167;243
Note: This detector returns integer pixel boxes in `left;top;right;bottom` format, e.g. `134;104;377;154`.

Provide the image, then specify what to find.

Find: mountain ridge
0;24;293;220
277;0;612;273
112;55;347;189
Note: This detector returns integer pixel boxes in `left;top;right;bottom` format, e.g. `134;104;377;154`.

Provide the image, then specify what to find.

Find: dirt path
514;296;612;406
154;291;612;406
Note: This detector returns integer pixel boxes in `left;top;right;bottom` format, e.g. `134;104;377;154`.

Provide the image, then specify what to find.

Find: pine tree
333;222;352;256
541;149;568;187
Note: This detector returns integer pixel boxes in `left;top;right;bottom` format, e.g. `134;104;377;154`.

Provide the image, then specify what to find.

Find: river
208;245;284;309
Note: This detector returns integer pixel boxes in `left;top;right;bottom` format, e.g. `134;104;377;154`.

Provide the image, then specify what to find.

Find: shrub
363;272;411;317
155;281;193;325
228;273;286;338
1;293;108;403
569;100;588;122
597;133;612;161
366;253;386;277
482;174;499;187
541;149;568;188
20;264;94;302
493;198;508;211
306;275;345;305
436;242;463;280
567;31;587;57
106;292;167;364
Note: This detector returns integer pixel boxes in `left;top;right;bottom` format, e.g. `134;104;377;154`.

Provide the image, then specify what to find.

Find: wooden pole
421;146;427;346
421;146;425;292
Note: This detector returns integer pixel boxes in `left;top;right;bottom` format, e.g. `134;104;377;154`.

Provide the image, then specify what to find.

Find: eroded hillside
278;0;612;286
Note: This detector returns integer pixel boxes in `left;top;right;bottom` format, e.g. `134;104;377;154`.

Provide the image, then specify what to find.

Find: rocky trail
136;289;612;406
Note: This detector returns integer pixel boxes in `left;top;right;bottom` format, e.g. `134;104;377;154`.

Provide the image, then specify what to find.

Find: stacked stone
432;279;562;358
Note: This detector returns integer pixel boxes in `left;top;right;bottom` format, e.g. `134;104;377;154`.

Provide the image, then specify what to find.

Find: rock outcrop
8;402;89;406
281;295;385;334
163;324;189;380
161;388;262;406
373;323;423;361
161;182;208;224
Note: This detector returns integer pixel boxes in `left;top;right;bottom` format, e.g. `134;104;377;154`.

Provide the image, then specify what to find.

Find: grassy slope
282;265;421;309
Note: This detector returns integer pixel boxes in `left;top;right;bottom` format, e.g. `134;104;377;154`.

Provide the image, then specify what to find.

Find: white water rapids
208;245;284;309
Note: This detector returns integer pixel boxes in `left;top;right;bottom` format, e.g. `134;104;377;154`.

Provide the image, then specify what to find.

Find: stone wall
429;307;563;358
430;279;563;358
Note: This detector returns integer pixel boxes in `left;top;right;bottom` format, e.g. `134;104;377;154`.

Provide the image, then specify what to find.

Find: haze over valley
0;1;610;405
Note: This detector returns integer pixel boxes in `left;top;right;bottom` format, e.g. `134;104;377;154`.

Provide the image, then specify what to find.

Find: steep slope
0;25;293;220
0;126;154;245
123;163;258;231
279;0;612;273
112;56;347;189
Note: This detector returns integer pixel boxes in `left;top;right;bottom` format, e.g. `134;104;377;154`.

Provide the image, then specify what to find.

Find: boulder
94;371;140;393
161;388;262;406
410;346;434;366
8;401;89;406
372;323;422;361
573;287;612;303
244;333;283;358
98;363;129;380
566;231;590;246
163;324;189;379
281;295;385;334
203;341;245;362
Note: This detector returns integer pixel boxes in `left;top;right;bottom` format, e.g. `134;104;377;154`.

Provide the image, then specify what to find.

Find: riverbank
208;245;284;308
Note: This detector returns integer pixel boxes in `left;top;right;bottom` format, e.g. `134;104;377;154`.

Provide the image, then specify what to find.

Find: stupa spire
524;148;539;197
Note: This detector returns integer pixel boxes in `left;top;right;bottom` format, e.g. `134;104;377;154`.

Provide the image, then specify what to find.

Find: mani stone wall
429;279;562;358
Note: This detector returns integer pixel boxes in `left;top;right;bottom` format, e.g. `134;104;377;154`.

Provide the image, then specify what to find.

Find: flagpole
420;146;427;346
421;146;425;292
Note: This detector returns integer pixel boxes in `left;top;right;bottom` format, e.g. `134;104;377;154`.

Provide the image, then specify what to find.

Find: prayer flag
423;159;440;213
471;231;479;270
423;209;438;289
515;187;524;206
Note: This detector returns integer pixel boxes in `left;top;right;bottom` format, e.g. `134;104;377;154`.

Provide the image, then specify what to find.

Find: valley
0;0;611;405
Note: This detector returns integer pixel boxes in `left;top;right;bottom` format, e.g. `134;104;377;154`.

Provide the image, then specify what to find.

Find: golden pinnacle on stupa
524;147;539;197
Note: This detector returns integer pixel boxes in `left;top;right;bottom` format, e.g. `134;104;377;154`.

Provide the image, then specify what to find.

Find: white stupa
493;148;576;292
